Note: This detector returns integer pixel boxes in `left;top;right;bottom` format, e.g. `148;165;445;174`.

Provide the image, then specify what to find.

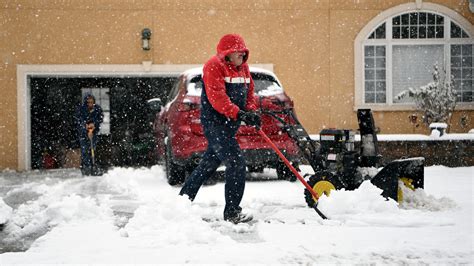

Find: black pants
180;126;246;219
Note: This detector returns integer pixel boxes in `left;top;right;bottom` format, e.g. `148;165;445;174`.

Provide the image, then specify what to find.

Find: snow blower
260;107;424;210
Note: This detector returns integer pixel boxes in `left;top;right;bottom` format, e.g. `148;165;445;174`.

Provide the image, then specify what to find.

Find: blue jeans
179;125;246;220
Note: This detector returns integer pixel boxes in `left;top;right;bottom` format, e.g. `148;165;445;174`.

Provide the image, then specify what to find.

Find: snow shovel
87;128;96;175
258;129;328;220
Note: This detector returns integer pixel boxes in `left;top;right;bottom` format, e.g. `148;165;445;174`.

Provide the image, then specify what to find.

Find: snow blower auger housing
262;108;424;208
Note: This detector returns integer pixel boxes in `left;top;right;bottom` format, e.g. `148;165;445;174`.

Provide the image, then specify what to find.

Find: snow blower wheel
304;171;340;207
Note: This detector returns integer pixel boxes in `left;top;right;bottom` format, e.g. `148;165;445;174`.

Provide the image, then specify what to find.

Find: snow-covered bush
395;65;457;126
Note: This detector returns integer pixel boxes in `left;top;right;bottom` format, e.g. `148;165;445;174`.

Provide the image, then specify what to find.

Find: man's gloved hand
238;110;261;129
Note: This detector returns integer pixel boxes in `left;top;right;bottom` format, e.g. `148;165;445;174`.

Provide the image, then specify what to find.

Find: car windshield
186;73;283;96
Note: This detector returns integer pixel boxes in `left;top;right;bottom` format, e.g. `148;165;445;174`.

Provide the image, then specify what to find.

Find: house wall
0;0;473;170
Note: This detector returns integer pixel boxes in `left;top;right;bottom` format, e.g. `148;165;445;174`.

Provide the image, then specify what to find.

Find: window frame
354;3;474;111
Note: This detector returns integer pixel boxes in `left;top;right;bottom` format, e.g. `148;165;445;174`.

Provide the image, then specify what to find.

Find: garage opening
30;76;177;170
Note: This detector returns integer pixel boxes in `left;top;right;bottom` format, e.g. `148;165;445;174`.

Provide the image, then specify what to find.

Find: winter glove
238;110;261;129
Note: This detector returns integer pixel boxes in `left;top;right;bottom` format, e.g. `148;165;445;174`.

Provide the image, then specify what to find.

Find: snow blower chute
261;107;424;210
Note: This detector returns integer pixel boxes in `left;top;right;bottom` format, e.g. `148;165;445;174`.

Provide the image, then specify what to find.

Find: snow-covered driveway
0;165;472;264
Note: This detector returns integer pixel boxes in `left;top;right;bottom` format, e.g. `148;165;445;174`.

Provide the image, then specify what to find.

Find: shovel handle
258;129;320;201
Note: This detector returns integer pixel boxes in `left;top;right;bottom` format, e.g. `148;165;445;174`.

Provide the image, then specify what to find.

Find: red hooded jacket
202;34;257;121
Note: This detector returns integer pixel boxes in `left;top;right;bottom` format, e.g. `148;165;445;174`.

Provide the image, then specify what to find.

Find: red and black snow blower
259;108;424;219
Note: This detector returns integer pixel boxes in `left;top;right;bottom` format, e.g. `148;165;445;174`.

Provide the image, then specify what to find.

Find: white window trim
354;2;474;111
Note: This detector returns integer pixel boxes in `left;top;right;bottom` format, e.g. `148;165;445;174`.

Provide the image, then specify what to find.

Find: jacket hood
82;94;96;106
216;34;249;63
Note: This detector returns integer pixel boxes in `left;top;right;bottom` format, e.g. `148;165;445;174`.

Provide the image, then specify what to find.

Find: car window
187;76;203;96
251;73;284;96
186;73;284;96
167;80;181;103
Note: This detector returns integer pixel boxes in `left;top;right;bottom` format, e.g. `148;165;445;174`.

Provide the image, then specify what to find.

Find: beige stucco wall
0;0;473;170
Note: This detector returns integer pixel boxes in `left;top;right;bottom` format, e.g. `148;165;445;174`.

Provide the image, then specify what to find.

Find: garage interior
30;76;177;170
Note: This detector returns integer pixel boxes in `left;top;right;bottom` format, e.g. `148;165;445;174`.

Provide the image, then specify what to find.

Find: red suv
152;67;300;185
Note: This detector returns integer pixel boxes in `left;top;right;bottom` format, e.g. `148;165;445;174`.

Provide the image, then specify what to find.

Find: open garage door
30;76;177;170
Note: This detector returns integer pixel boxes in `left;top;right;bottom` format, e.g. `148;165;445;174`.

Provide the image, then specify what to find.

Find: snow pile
1;180;113;251
317;181;399;223
0;198;12;225
399;183;457;211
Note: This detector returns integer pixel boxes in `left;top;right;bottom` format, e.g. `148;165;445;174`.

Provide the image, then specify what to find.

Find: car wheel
165;139;186;185
276;161;297;182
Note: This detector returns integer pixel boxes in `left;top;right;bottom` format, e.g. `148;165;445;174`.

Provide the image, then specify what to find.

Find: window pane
365;46;375;56
402;26;409;38
436;15;444;25
462;69;472;79
365;92;375;103
451;45;461;56
365;69;375;79
375;23;386;39
451;22;462;38
452;68;461;78
463;80;472;90
365;58;375;68
392;45;444;103
410;26;417;38
462;57;472;67
427;26;436;38
393;16;400;26
462;45;472;55
375;92;386;103
401;14;409;25
365;82;375;92
463;91;472;102
409;13;418;25
375;46;385;56
451;56;462;67
419;26;426;38
435;26;444;38
376;81;385;91
427;13;435;24
376;70;385;79
376;57;386;68
419;12;427;25
393;27;401;39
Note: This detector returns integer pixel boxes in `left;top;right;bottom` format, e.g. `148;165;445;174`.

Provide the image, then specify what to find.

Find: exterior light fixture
142;28;152;51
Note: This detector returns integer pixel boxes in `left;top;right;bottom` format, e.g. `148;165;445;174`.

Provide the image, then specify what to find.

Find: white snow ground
0;165;472;264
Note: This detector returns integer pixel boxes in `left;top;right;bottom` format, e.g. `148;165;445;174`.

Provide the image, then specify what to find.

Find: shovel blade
370;157;424;202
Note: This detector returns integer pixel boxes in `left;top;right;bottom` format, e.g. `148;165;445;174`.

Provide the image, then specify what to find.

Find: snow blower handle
258;129;328;219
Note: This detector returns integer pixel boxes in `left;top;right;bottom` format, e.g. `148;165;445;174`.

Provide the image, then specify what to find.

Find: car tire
165;139;186;186
276;161;297;182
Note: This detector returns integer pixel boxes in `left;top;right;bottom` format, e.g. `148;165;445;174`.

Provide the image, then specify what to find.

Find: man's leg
213;131;247;220
179;147;221;201
79;137;91;175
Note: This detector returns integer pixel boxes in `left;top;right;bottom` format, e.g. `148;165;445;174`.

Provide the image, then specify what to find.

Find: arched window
355;3;474;110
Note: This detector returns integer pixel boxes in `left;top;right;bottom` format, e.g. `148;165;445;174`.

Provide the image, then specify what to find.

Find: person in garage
76;94;103;176
179;33;261;224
